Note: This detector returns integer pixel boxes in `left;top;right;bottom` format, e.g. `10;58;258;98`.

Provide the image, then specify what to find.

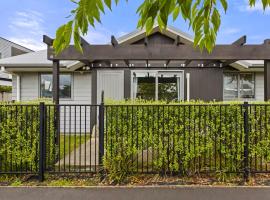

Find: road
1;186;270;200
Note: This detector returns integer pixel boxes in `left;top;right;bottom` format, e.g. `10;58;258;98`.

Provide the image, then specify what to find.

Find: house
0;37;33;87
0;25;267;104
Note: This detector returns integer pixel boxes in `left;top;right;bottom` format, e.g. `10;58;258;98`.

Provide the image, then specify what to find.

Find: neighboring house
0;37;33;87
0;25;266;103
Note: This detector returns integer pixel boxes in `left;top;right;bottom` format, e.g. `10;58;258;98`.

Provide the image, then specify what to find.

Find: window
158;73;179;101
133;71;183;101
223;73;255;100
40;74;72;99
135;73;156;100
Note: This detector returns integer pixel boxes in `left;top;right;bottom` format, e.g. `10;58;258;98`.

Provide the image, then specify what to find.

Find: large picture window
132;71;183;101
40;74;72;99
223;73;255;100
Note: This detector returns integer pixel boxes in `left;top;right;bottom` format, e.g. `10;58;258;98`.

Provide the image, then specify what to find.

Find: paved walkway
57;127;99;168
1;186;270;200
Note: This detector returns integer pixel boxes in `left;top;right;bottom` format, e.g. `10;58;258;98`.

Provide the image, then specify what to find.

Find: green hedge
0;100;55;172
104;100;270;182
0;86;12;93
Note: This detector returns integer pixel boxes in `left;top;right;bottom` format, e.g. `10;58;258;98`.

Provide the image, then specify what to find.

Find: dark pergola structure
43;35;270;104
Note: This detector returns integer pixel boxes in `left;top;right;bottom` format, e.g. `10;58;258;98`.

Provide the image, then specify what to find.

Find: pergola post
52;60;60;104
264;60;270;101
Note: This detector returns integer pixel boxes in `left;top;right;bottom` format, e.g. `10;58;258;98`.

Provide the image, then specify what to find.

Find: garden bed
1;174;270;187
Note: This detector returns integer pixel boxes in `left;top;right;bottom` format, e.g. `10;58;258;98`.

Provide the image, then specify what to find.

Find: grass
59;134;91;159
2;174;270;186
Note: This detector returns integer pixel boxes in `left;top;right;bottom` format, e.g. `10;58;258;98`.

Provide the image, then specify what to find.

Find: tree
54;0;270;54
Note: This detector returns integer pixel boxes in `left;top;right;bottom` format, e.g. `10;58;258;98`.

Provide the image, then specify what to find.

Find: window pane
158;75;178;101
40;74;53;98
135;76;156;100
239;74;255;99
223;73;238;99
40;74;72;99
59;74;72;98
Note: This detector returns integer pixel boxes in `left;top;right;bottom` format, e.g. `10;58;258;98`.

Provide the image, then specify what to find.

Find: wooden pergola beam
184;60;192;67
111;35;118;47
80;36;89;47
232;35;247;46
52;60;59;104
144;37;148;46
174;35;181;46
204;35;247;67
47;44;270;61
166;60;170;66
124;60;130;67
43;35;54;46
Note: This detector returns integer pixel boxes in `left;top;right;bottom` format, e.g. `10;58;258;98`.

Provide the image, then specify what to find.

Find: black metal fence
104;102;270;180
0;101;270;181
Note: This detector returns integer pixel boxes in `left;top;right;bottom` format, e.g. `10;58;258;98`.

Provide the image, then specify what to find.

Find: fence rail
0;101;270;181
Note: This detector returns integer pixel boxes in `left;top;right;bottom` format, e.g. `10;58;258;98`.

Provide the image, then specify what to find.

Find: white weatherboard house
0;25;267;104
0;37;33;87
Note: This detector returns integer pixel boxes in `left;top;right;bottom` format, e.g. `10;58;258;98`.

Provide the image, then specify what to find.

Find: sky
0;0;269;51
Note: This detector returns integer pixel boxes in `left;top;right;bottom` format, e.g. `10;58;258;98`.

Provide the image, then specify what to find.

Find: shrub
0;99;55;172
0;86;12;93
103;100;270;183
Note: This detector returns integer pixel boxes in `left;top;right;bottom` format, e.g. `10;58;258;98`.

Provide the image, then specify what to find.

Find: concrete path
57;138;99;167
57;127;99;168
1;186;270;200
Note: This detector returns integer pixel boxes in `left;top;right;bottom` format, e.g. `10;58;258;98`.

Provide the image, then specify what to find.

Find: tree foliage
54;0;270;54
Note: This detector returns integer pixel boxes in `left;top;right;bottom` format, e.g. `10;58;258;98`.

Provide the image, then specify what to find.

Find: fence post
99;91;105;167
243;101;250;182
39;102;45;182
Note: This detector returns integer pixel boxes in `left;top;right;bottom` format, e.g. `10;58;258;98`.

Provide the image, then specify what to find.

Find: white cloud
84;27;112;44
222;28;240;35
8;37;46;51
83;26;129;44
7;10;46;51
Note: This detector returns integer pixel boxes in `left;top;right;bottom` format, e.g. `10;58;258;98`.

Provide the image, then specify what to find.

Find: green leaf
104;0;112;10
220;0;228;12
173;6;180;21
145;17;154;35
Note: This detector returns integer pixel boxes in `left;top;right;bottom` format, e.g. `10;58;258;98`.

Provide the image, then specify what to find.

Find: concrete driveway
1;186;270;200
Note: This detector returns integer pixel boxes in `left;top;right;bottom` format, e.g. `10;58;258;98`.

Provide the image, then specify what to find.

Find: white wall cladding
0;38;31;58
255;72;264;101
12;72;92;133
12;75;17;101
20;72;39;101
59;72;92;104
59;72;92;133
97;70;124;103
12;73;39;101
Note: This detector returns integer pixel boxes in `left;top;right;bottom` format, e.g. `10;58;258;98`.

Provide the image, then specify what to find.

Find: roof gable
117;25;193;45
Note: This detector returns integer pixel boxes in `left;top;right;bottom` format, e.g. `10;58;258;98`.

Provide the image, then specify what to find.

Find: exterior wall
12;72;92;133
0;79;12;86
20;73;39;101
60;72;92;104
96;70;124;103
121;68;223;102
184;68;224;101
255;72;264;101
0;38;32;58
12;75;17;101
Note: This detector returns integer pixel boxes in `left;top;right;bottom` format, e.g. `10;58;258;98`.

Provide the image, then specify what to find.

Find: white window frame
39;73;73;100
223;72;256;101
131;70;184;101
